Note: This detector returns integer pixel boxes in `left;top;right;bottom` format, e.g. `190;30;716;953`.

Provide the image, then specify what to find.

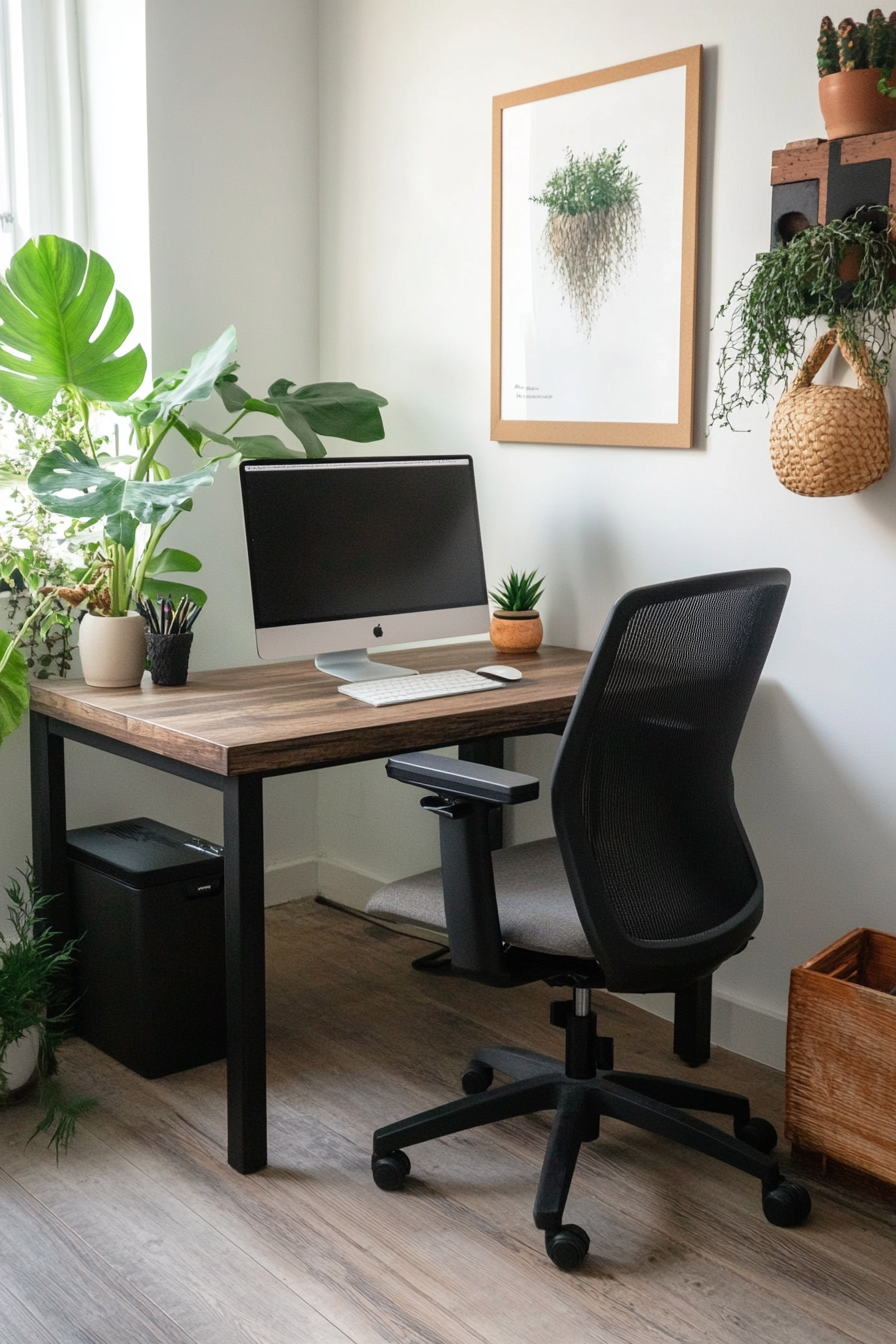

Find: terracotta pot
489;610;544;653
818;68;896;140
77;611;147;687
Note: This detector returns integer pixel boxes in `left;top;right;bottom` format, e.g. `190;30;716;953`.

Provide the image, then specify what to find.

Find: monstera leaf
267;381;387;440
0;631;28;747
215;375;387;458
0;236;146;416
112;326;239;434
28;441;216;529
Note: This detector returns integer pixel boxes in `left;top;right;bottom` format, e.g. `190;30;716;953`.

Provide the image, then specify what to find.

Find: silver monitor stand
314;649;417;682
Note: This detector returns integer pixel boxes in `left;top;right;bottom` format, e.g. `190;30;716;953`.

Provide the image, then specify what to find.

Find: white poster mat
500;64;687;425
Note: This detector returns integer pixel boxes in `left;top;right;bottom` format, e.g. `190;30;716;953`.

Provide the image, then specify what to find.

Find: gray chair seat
367;836;593;960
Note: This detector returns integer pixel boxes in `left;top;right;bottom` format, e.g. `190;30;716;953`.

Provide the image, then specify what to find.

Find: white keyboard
337;669;505;707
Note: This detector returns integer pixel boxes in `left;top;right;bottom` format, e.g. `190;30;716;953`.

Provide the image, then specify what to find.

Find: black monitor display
239;455;490;675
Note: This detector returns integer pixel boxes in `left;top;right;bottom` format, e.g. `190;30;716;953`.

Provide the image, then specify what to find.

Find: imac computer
239;455;490;682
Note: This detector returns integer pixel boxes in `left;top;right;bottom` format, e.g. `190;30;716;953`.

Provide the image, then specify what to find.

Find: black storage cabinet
68;817;226;1078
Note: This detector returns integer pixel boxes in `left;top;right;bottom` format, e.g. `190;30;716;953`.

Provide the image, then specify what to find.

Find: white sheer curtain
0;0;88;268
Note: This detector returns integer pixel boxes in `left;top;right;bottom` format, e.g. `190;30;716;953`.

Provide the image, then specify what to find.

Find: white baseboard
269;858;787;1070
264;858;319;907
316;858;384;910
616;990;787;1072
264;856;385;911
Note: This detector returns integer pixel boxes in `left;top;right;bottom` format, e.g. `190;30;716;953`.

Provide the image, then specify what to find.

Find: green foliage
210;376;388;460
0;396;89;679
712;214;896;429
531;145;639;218
818;15;841;74
0;236;389;623
0;236;146;416
489;568;545;612
0;866;97;1157
28;441;217;532
0;630;28;745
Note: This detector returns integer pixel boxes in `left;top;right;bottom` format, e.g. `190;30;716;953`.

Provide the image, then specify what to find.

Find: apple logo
373;624;384;638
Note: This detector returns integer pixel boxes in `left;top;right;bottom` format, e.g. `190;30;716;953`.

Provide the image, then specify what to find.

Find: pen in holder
138;595;203;686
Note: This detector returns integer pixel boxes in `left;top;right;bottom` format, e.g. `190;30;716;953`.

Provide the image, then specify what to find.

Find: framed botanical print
492;46;702;448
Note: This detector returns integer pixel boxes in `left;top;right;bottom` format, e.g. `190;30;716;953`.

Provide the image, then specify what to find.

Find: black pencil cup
146;630;194;686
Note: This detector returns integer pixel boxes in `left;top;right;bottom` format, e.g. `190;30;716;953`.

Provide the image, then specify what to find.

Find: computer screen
239;455;490;678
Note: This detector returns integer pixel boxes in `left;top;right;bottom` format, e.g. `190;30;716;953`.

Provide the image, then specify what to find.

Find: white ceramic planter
78;611;147;687
0;1024;39;1096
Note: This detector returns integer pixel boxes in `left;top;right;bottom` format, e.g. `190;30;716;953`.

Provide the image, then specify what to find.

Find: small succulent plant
818;11;896;75
489;568;545;613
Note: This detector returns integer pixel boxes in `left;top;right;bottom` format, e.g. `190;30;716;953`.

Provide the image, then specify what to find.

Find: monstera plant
0;233;388;698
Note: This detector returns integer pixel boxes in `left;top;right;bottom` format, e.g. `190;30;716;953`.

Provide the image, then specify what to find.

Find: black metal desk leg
223;774;267;1173
30;713;74;1008
674;975;712;1067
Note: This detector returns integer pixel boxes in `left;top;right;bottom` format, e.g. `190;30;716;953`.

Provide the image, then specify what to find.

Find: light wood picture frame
491;46;702;449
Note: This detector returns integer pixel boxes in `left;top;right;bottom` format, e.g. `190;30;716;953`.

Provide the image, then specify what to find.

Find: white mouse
476;665;523;682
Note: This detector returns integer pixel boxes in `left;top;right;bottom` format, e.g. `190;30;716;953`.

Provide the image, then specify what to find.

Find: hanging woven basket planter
768;329;891;497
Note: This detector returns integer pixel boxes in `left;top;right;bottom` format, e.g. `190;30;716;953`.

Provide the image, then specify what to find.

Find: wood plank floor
2;900;894;1344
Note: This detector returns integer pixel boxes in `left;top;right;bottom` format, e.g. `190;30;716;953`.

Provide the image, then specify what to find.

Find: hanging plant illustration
532;145;642;337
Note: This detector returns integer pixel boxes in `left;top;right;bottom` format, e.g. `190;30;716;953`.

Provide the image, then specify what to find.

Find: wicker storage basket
768;329;891;497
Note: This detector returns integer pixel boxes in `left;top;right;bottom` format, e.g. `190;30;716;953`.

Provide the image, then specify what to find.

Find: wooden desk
29;641;590;1173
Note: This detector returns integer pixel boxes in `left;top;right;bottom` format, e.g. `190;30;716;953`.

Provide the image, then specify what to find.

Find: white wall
316;0;896;1064
142;0;321;877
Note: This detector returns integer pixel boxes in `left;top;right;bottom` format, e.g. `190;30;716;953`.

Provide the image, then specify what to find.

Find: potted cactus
488;568;545;653
817;12;896;138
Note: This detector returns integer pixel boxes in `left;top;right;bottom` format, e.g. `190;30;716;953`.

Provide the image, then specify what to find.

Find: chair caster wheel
371;1150;411;1191
545;1223;590;1270
762;1180;811;1227
462;1060;494;1094
735;1116;778;1153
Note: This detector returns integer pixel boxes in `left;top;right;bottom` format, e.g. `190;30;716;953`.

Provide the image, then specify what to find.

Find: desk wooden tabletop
28;642;591;777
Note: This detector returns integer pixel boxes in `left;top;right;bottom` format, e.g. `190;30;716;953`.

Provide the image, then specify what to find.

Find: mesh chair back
552;570;790;992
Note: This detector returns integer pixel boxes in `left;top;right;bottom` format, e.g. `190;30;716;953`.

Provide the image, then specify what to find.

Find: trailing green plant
0;584;66;745
0;865;97;1157
489;568;545;612
711;214;896;429
531;145;641;336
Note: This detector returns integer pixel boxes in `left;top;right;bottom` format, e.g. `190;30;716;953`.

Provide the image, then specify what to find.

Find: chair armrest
386;752;539;806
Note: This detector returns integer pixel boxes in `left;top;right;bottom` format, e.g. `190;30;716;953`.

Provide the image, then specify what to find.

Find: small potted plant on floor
0;865;96;1155
488;568;545;653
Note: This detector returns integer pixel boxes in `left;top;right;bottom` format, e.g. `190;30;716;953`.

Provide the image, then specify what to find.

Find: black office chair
366;569;810;1270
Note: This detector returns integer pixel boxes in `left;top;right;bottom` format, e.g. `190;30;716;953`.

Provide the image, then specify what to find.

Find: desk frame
29;644;587;1173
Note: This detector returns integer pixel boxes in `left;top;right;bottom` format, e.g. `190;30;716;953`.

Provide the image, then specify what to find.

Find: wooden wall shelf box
770;130;896;246
785;927;896;1190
